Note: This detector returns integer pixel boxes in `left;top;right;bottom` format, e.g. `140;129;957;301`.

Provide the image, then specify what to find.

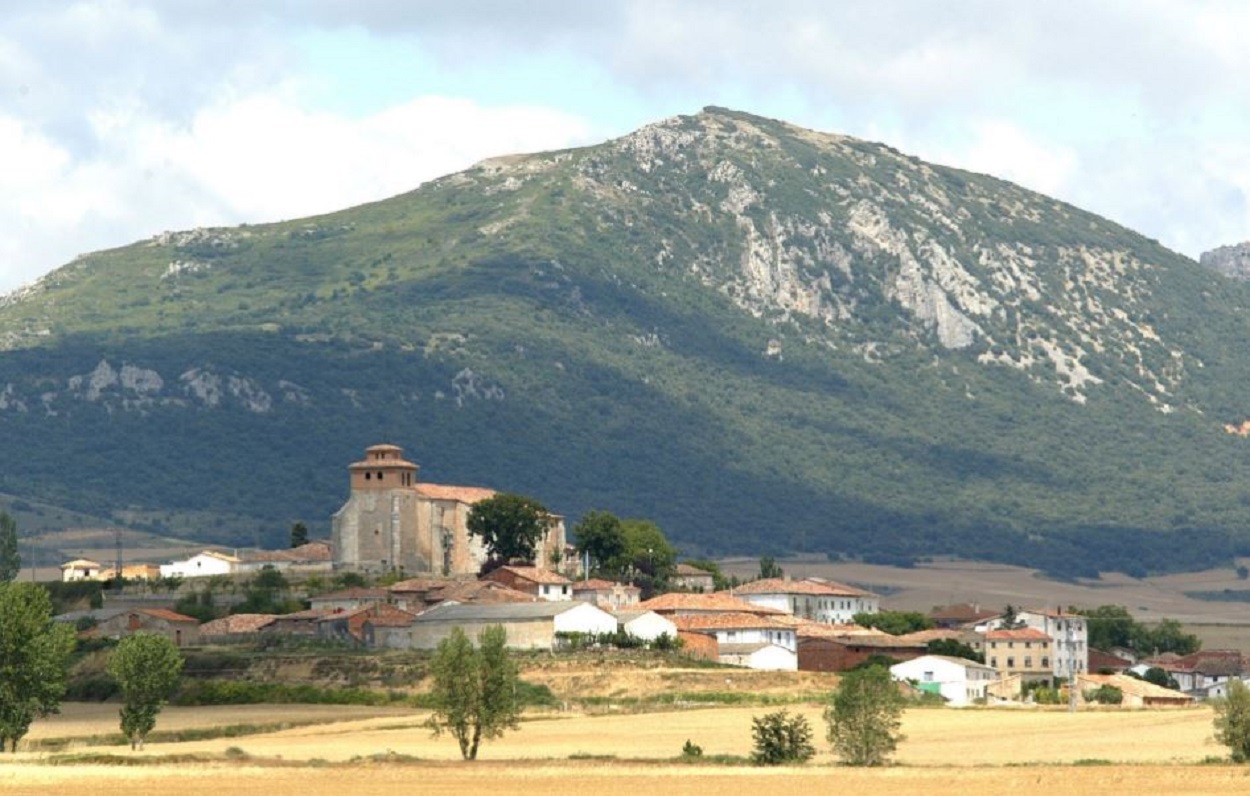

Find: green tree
467;493;550;569
1134;618;1200;657
824;665;906;766
926;638;984;663
1137;666;1180;690
750;709;815;765
1084;684;1123;705
0;511;19;582
618;518;676;595
572;510;627;576
853;611;934;635
1074;605;1136;651
231;566;299;614
1215;679;1250;762
426;625;522;760
999;604;1025;629
0;583;76;752
289;521;309;548
758;555;784;580
107;633;184;750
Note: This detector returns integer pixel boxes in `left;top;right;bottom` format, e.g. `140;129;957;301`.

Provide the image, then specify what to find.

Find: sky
2;0;1249;293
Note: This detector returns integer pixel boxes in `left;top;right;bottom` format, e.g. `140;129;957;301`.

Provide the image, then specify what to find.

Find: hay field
2;702;1246;795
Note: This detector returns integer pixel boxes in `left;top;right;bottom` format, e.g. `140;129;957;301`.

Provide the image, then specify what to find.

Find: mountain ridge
3;106;1250;578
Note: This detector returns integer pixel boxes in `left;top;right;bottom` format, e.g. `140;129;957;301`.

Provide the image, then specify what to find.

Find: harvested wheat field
1;702;1246;795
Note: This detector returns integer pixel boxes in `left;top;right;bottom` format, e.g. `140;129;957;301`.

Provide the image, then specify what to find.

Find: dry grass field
3;701;1247;795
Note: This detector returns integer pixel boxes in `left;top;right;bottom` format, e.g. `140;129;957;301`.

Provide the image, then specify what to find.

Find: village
49;444;1243;711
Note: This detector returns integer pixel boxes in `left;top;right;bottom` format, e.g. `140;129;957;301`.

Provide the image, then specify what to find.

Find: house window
990;657;998;667
1007;657;1015;668
1025;657;1032;668
923;671;934;682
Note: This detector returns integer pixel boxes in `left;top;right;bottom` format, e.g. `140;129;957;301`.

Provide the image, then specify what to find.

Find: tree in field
572;510;627;577
1214;678;1250;762
1134;618;1200;657
426;625;521;760
758;555;784;580
824;664;906;766
0;582;76;752
467;493;550;570
289;521;309;548
0;511;19;582
107;633;184;750
853;611;934;636
751;709;815;765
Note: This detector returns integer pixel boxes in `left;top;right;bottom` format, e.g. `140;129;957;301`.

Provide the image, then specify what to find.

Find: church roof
414;483;497;504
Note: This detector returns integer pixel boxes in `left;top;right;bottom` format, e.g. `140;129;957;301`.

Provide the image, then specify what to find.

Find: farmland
2;701;1245;795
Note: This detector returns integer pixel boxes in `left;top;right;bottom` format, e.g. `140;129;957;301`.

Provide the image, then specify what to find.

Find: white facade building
731;577;879;624
159;550;239;579
616;610;678;642
891;655;999;706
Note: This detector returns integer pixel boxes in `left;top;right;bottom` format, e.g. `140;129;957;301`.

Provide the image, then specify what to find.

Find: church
331;444;566;576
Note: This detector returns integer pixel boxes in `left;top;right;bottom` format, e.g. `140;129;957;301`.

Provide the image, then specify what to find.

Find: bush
1214;679;1250;762
824;665;905;766
750;709;815;765
681;739;703;758
1084;685;1123;705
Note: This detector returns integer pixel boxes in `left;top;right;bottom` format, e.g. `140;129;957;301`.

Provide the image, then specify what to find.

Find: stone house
95;608;201;647
377;601;618;651
983;627;1053;684
331;444;566;576
570;578;641;610
797;631;927;672
483;566;572;601
670;563;716;592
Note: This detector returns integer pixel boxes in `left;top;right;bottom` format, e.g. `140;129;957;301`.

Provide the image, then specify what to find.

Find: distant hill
1200;241;1250;281
4;106;1250;578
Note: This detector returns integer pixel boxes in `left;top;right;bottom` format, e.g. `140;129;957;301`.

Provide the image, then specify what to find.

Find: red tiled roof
492;566;571;586
414;483;496;504
986;627;1051;641
363;604;419;628
929;603;998;622
730;578;850;597
636;592;785;615
199;614;278;635
670;612;794;631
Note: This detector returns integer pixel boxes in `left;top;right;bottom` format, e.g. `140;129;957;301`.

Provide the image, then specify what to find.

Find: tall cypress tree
0;512;19;583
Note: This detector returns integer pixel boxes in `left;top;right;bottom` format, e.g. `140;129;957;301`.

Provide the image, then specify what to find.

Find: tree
618;519;676;595
289;521;309;548
0;511;19;582
1074;605;1136;651
467;493;550;569
824;664;906;766
1215;679;1250;762
1084;684;1123;705
426;625;522;760
926;638;984;663
999;604;1025;629
853;611;934;635
1137;666;1180;690
758;555;784;580
0;583;76;752
1134;618;1200;657
107;633;184;750
751;709;815;765
572;510;627;576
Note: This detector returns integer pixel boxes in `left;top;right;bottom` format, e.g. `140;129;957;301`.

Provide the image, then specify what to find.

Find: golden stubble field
3;702;1248;795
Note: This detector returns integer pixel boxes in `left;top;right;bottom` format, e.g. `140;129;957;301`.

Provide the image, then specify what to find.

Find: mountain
4;106;1250;578
1200;241;1250;281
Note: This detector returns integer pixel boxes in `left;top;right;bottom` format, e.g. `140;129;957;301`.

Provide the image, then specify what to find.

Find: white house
891;655;999;706
61;559;103;582
719;642;797;671
159;550;240;579
731;577;879;624
616;609;678;642
398;600;617;650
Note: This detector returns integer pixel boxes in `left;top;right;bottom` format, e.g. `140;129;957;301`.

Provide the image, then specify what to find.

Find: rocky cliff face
1200;241;1250;280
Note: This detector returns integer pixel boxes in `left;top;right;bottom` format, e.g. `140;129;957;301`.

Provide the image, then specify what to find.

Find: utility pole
114;527;124;593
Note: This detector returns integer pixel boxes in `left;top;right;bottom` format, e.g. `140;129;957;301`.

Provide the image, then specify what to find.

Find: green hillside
4;107;1250;577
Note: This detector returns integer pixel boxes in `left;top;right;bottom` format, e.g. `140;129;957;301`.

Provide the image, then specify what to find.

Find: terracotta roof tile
493;566;571;585
199;614;278;635
670;612;795;631
986;627;1051;641
309;587;390;602
571;578;638;592
730;578;857;597
636;592;785;615
414;483;496;504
